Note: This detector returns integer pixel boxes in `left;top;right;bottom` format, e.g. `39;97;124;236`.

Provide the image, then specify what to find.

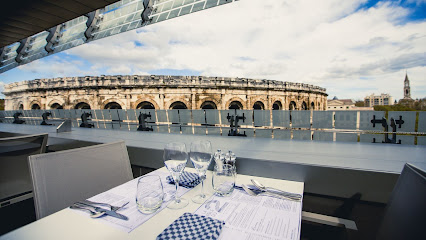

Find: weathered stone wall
3;75;328;110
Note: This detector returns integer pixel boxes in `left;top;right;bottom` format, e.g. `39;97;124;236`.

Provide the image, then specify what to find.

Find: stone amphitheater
3;75;328;111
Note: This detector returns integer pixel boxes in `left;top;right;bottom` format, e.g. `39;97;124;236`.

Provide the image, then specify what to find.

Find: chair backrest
376;163;426;240
0;133;48;206
28;141;133;219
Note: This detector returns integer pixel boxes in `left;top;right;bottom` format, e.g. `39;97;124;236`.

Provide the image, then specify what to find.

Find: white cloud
8;0;426;100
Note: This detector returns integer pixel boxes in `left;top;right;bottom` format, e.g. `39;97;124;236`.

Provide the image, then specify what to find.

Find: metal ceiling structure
0;0;237;74
0;0;119;48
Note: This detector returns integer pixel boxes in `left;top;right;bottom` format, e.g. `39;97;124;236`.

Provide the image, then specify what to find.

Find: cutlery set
80;199;129;211
240;179;302;202
70;201;129;220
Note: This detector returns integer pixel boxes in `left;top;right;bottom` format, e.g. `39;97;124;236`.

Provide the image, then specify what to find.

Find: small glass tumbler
212;164;235;197
136;175;164;214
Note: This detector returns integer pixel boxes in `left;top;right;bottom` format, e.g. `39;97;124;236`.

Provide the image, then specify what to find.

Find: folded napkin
166;171;201;188
156;213;225;240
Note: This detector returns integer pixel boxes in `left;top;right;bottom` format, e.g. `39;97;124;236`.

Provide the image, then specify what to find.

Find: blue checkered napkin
166;171;201;188
156;213;225;240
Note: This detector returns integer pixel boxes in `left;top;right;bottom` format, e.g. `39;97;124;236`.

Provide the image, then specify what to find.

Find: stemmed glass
163;142;189;209
189;140;212;203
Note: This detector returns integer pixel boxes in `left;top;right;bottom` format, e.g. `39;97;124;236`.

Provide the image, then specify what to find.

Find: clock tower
403;73;411;100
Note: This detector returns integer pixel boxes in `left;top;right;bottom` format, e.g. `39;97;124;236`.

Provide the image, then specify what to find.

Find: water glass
136;175;164;214
212;164;235;196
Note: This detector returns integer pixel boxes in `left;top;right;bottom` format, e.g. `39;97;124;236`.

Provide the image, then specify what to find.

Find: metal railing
1;109;425;145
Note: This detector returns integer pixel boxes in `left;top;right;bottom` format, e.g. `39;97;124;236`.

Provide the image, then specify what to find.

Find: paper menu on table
70;170;192;233
194;189;302;240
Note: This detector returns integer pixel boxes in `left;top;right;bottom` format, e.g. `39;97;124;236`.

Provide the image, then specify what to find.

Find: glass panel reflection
272;111;290;128
419;112;426;133
312;111;333;129
293;130;311;141
336;133;358;142
291;111;310;128
359;111;385;131
274;129;291;140
313;131;333;142
388;111;416;132
396;135;415;145
335;111;357;130
417;136;426;146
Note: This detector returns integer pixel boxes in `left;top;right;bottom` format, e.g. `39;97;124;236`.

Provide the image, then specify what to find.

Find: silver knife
75;202;128;220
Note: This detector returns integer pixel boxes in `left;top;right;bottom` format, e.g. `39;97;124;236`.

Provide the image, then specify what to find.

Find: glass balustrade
1;109;425;145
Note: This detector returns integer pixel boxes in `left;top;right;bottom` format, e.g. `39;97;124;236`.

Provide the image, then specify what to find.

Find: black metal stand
137;112;153;131
227;111;247;137
79;112;94;128
12;112;25;124
370;115;404;144
41;112;53;125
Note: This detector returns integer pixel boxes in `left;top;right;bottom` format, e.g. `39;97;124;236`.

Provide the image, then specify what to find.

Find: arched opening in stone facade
75;102;91;109
170;101;188;109
51;103;63;109
253;101;265;110
272;101;282;110
137;101;155;109
31;104;41;110
289;101;296;110
18;104;24;110
301;101;308;110
104;102;122;109
311;102;315;110
229;101;243;110
200;101;217;109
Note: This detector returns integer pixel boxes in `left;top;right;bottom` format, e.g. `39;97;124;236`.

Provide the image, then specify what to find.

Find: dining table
0;167;304;240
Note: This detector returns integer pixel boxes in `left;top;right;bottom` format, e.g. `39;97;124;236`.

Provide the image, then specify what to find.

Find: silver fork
80;200;129;211
241;184;301;202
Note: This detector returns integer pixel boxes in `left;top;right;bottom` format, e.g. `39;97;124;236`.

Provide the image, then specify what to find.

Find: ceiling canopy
0;0;118;48
0;0;237;74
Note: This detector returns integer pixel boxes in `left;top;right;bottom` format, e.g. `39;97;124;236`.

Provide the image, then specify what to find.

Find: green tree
355;101;365;107
373;102;426;112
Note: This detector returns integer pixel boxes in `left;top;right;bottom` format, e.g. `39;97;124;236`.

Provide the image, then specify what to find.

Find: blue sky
1;0;425;100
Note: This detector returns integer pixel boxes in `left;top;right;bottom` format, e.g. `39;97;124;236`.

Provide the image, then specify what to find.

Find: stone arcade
3;75;327;111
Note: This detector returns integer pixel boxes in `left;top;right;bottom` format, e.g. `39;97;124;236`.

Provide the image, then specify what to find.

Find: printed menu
195;188;302;240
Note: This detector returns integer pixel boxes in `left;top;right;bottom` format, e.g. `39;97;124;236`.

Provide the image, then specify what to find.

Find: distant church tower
403;72;412;99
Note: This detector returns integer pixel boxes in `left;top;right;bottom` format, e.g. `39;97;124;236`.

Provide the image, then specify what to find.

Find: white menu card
195;189;302;240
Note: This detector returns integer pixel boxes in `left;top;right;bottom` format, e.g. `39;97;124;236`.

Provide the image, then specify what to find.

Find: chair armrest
302;211;358;230
0;192;33;208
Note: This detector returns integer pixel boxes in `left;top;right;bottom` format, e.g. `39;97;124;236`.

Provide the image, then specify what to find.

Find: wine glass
163;142;189;209
189;140;212;203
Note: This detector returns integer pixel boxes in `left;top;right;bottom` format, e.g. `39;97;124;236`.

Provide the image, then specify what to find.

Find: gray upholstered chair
0;133;48;207
376;163;426;240
302;163;426;239
28;141;133;219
